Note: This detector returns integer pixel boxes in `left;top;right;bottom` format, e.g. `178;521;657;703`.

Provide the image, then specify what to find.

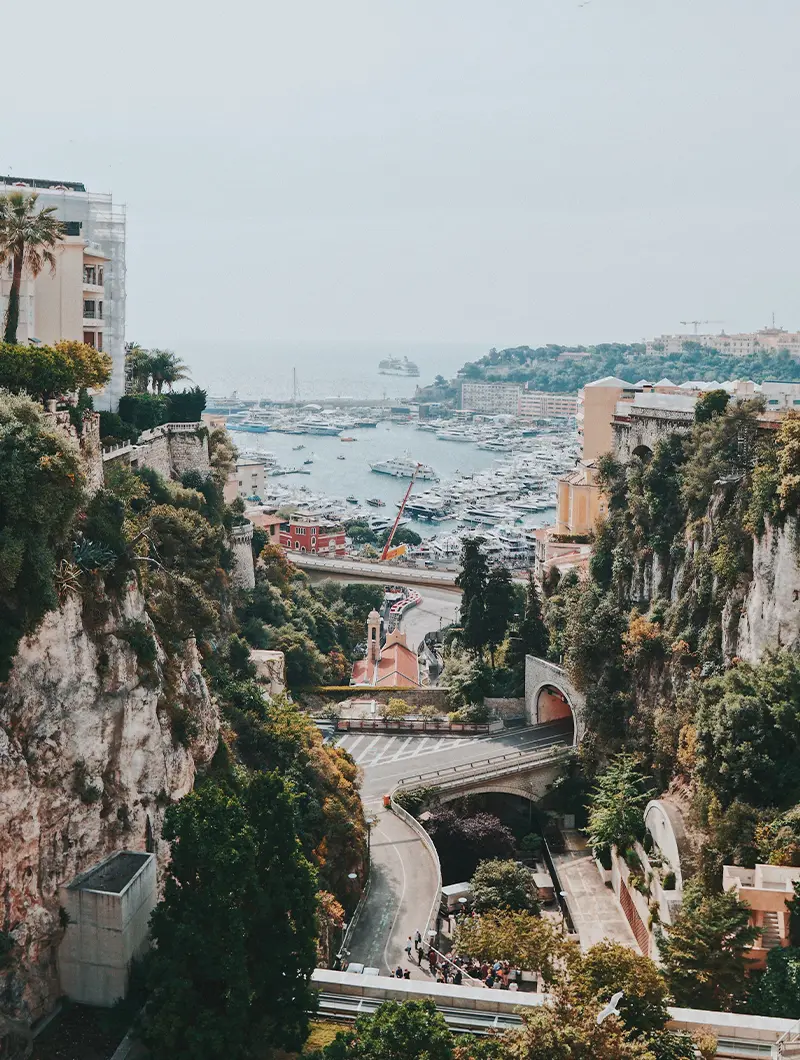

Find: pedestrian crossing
335;732;487;768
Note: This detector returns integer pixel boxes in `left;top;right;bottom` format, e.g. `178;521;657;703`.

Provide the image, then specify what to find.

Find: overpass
312;969;797;1057
289;552;462;590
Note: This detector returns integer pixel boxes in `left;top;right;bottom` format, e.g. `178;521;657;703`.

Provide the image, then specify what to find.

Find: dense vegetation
443;341;800;394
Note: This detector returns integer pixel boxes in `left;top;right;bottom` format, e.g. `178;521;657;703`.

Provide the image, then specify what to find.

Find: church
350;610;421;688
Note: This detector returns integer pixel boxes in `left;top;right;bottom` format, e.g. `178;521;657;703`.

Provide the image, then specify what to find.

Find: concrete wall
484;697;525;720
58;852;156;1007
524;656;584;743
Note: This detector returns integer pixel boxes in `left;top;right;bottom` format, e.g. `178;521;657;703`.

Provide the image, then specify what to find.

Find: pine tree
483;565;515;665
456;538;488;653
508;571;549;669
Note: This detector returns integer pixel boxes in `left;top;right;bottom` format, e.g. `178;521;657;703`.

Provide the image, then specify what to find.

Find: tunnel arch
524;658;585;746
632;443;653;461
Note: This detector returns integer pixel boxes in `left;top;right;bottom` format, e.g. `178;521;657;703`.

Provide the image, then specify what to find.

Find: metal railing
337;718;501;735
393;737;573;791
773;1021;800;1058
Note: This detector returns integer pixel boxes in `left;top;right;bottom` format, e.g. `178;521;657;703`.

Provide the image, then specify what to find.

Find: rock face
736;516;800;663
0;585;218;1021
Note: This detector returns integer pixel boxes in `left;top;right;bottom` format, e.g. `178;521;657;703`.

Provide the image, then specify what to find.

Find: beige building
723;863;800;969
578;376;636;461
518;390;578;419
0;176;126;409
555;460;607;535
224;460;267;503
646;327;800;359
461;381;522;415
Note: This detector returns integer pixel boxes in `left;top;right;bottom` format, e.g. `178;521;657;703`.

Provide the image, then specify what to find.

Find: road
342;721;574;974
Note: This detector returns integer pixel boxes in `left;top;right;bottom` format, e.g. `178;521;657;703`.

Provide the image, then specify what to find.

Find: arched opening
632;443;653;462
535;684;575;742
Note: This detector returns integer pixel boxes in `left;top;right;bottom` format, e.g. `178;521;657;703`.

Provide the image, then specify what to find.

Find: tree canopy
470;859;540;914
586;755;651;855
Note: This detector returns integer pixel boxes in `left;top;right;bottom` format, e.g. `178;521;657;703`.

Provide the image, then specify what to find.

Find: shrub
662;870;676;890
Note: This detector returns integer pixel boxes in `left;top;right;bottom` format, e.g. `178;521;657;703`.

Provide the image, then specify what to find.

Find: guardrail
393;738;572;791
338;877;372;967
337;718;502;735
389;795;442;944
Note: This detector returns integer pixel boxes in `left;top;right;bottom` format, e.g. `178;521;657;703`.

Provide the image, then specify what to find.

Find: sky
4;0;800;351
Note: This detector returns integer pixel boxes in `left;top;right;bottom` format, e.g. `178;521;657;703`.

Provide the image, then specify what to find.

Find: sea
228;422;558;538
181;339;488;403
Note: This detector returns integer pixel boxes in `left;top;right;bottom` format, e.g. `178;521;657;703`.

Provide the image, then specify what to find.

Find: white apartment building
461;381;522;415
0;176;126;410
224;460;267;503
646;328;800;359
518;390;578;419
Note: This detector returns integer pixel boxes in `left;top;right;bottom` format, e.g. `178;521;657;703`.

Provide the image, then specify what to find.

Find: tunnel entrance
535;684;575;743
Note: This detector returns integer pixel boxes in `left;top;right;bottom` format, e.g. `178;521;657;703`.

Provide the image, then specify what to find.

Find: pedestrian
428;950;437;973
405;936;413;960
453;968;462;986
403;969;411;980
485;974;495;989
442;964;449;983
414;930;422;947
395;966;404;979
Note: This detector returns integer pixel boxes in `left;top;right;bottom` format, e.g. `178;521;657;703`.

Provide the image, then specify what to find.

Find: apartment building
461;381;522;415
518;390;578;419
0;176;126;410
279;514;346;557
646;328;800;359
223;460;267;503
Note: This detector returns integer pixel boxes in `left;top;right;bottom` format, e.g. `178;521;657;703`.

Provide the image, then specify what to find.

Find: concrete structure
723;863;800;969
351;612;421;687
531;526;592;580
0;176;126;410
201;411;228;430
611;390;697;462
762;379;800;412
646;326;800;359
58;851;155;1007
461;381;522;415
280;513;346;557
249;648;286;695
230;522;256;589
224;460;267;503
524;656;584;744
103;422;212;481
518;390;578;419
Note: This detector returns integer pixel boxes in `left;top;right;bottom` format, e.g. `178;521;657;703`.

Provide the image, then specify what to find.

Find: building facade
555;461;606;535
280;514;346;557
518;390;578;419
224;460;267;503
461;381;522;415
0;176;126;410
646;328;800;359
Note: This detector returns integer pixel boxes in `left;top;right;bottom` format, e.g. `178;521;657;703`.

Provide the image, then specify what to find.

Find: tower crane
680;319;724;335
380;464;420;561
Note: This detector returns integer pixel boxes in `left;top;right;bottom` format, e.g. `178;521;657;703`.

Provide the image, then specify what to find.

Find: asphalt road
342;721;574;973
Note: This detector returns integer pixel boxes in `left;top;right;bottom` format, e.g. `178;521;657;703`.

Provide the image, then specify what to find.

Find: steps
761;910;782;949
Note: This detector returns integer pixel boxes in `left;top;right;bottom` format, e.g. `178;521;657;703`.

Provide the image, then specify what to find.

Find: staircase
773;1031;800;1058
761;910;782;950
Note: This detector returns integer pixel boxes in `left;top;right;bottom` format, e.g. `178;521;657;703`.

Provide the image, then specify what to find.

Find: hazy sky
4;1;799;349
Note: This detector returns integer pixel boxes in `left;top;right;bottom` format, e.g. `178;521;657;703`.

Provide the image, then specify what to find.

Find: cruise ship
378;356;420;377
370;457;438;480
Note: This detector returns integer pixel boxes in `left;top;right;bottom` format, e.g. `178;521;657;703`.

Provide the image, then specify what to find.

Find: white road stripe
341;734;365;754
411;738;430;757
355;735;383;764
367;740;397;767
388;737;414;761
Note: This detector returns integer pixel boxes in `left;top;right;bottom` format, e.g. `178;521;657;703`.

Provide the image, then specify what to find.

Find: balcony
83;282;104;294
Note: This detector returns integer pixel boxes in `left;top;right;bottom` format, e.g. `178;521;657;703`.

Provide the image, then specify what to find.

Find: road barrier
337;718;503;735
393;738;573;793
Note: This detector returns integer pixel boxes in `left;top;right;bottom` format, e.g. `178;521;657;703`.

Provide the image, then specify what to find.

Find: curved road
343;722;573;976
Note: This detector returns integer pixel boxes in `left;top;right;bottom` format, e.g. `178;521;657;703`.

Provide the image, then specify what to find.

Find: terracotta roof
350;640;420;688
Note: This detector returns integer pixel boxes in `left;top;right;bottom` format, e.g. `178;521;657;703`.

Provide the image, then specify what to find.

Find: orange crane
380;464;420;561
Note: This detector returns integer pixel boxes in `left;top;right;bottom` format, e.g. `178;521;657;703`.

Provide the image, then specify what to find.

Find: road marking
341;734;365;755
376;821;409;976
389;737;414;761
367;740;398;767
355;736;383;764
411;739;430;757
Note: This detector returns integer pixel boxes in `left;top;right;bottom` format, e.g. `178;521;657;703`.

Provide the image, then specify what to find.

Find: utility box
58;851;156;1007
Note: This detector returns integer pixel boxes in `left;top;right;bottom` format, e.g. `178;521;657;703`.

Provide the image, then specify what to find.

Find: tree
423;810;515;881
575;941;670;1036
694;388;730;424
483;565;515;665
586;754;651;856
456;537;488;652
750;945;800;1018
144;774;318;1060
510;572;549;663
347;522;378;544
259;540;295;592
0;391;84;678
148;348;191;393
0;341;111;401
470;859;540;914
54;340;113;391
341;582;384;614
315;1000;455;1060
657;882;758;1009
378;524;422;547
0;191;65;343
454;910;572;985
125;341;152;392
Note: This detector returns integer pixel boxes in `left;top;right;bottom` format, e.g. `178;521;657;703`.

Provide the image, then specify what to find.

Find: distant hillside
442;342;800;395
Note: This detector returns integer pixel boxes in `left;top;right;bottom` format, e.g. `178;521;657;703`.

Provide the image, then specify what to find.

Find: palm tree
0;192;65;344
148;349;191;393
125;342;153;393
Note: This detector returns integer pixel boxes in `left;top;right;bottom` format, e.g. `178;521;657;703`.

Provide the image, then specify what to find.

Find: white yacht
370;457;438;480
436;429;474;443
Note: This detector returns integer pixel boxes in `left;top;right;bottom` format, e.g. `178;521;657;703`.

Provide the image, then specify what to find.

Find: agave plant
72;539;117;574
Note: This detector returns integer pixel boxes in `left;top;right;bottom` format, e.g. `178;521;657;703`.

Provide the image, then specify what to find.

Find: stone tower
367;609;381;663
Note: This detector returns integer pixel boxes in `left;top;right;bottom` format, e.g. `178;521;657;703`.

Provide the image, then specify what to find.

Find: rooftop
70;852;151;895
0;176;87;192
584;376;635;389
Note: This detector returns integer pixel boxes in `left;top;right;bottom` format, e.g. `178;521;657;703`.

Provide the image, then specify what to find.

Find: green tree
575;940;670;1037
454;911;570;985
0;391;84;677
456;537;488;652
657;882;758;1009
694;388;730;424
0;192;65;343
750;945;800;1018
379;525;422;548
144;774;318;1060
148;348;191;393
470;859;540;914
347;522;378;544
483;565;514;665
125;341;152;392
514;571;549;659
315;1000;454;1060
586;754;651;855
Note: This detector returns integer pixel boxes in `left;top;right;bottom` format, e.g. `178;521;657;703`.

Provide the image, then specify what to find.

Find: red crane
380;464;420;561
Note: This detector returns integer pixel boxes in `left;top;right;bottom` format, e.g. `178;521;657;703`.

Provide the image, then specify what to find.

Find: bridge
312;969;797;1057
289;552;463;589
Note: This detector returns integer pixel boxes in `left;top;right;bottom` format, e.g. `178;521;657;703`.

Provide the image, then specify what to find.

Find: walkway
346;805;440;980
552;831;637;951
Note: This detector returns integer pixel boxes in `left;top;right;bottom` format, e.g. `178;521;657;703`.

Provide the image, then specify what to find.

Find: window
98;267;104;286
83;300;96;318
294;541;300;549
83;266;96;285
97;301;103;319
83;331;95;347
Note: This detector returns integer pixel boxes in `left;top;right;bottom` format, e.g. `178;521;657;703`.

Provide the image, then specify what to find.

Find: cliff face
735;515;800;663
0;586;218;1021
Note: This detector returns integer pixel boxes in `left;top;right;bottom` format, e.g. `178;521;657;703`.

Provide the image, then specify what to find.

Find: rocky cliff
734;515;800;663
0;585;218;1021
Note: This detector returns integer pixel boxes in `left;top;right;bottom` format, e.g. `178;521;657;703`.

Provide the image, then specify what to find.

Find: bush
0;341;111;399
662;870;676;890
117;389;207;432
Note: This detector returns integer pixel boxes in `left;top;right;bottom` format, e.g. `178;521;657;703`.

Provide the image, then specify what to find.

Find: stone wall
45;410;104;496
230;523;256;589
131;428;210;482
484;697;526;720
524;656;583;743
612;409;694;463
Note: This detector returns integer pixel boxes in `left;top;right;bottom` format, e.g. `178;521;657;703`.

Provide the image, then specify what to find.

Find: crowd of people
395;932;522;990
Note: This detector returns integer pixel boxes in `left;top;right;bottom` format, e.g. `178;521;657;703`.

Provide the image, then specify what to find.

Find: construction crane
680;319;724;335
380;464;420;561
